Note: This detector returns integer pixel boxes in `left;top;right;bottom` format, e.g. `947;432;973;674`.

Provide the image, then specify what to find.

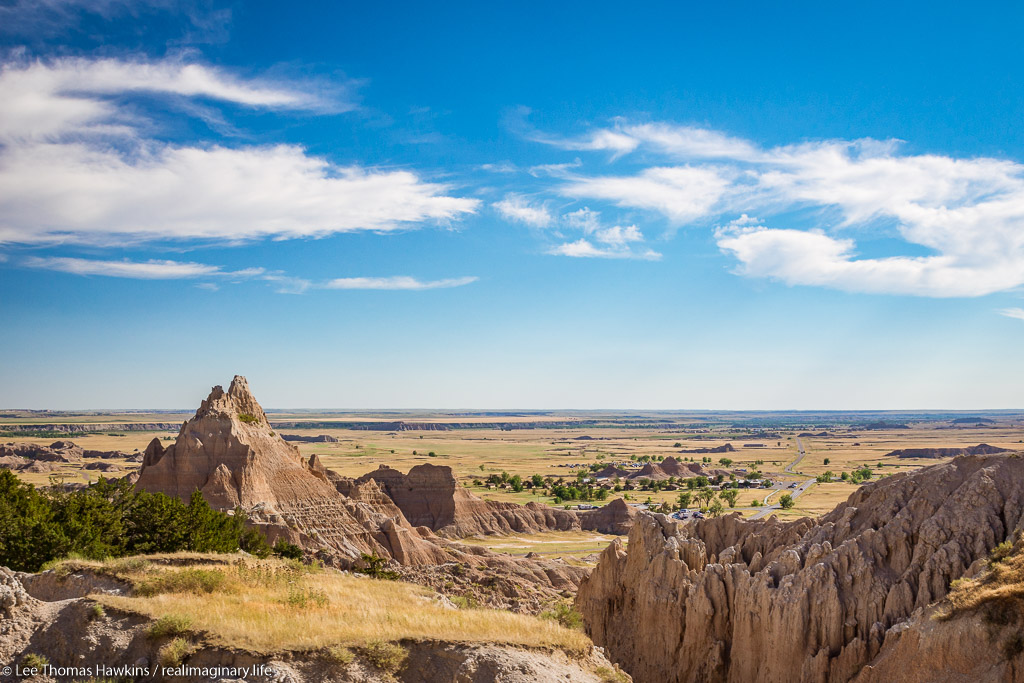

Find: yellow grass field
74;555;592;654
5;415;1024;527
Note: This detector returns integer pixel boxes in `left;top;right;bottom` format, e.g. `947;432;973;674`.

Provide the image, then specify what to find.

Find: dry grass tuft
91;554;590;654
941;538;1024;621
158;637;194;667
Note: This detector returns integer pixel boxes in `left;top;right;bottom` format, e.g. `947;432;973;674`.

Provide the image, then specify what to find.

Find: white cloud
549;122;759;161
24;255;478;293
562;166;732;224
715;224;1023;297
0;56;477;246
493;195;553;228
549;238;661;261
323;276;478;290
531;120;1024;297
593;224;643;246
25;256;224;279
999;307;1024;321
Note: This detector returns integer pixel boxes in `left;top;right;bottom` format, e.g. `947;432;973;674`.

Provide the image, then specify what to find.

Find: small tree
709;499;725;517
676;491;693;508
779;494;795;509
823;458;831;465
719;489;739;508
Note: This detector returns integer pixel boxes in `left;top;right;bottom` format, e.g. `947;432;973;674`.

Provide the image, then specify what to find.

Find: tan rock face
577;453;1024;683
356;463;580;537
579;498;639;535
134;376;447;566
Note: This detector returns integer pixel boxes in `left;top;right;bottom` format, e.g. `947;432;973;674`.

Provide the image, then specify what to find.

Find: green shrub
147;614;192;639
21;653;49;670
595;666;630;683
355;552;400;580
237;413;259;424
541;602;584;630
89;602;105;620
272;539;303;560
779;494;795;509
990;540;1014;567
361;640;407;674
285;585;329;608
158;637;193;667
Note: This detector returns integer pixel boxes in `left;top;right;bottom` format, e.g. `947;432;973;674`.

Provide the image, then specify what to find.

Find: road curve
750;437;813;520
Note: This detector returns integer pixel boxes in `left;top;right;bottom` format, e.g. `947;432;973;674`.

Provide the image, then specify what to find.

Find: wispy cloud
999;308;1024;321
0;56;477;246
549;239;661;260
323;276;478;290
492;194;553;228
25;256;225;279
24;256;479;293
525;119;1024;297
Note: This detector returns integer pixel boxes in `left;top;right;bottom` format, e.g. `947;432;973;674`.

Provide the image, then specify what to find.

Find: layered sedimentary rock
355;464;580;537
577;453;1024;683
281;434;339;443
0;441;84;463
887;443;1009;459
135;376;447;566
679;443;736;454
579;498;639;535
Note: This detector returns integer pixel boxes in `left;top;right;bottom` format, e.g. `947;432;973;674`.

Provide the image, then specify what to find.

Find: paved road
750;437;813;520
785;437;807;474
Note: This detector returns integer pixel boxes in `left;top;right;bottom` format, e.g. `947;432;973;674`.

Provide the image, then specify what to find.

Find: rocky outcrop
281;434;339;443
0;441;84;463
0;441;133;471
592;465;631;480
355;464;580;538
0;423;179;434
579;499;639;535
680;443;735;454
888;443;1010;458
0;566;626;683
577;453;1024;683
135;376;448;567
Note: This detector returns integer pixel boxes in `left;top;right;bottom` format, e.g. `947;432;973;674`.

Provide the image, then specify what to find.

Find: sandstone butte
132;376;646;607
577;451;1024;683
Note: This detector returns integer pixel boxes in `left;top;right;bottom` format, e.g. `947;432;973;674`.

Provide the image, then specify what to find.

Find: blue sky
0;0;1022;409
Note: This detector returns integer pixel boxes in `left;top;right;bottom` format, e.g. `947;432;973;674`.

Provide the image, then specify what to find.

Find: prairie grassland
79;555;591;654
6;416;1024;524
458;530;620;563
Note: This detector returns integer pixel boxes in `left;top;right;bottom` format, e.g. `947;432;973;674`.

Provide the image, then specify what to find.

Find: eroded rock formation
577;453;1024;683
354;463;580;537
135;376;448;567
887;443;1010;459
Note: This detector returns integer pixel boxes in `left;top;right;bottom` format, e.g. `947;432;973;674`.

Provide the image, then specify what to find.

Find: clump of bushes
237;413;259;424
21;653;49;670
541;602;583;630
355;552;400;580
158;637;194;667
0;471;272;572
285;585;329;608
147;614;192;639
360;640;407;675
273;539;303;560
